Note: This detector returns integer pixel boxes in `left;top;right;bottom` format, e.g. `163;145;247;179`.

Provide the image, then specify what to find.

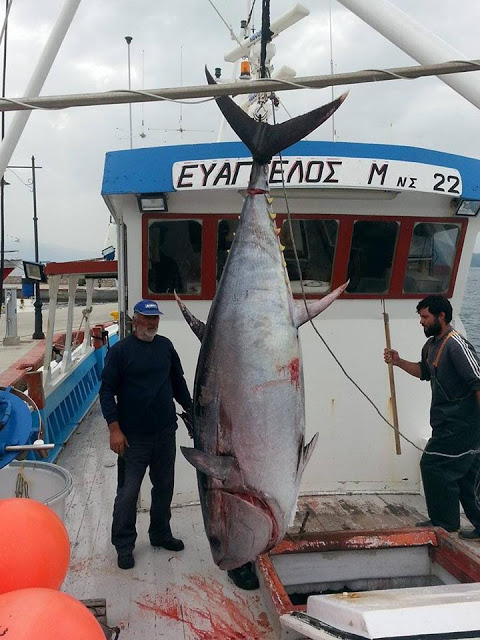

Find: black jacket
99;333;192;437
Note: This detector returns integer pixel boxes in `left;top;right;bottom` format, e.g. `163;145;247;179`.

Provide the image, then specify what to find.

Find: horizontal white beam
0;59;478;112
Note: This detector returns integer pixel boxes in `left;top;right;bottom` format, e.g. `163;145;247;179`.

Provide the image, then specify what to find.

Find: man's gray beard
135;328;156;342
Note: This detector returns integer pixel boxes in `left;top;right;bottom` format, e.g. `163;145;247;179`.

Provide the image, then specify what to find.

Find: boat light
239;59;251;80
23;260;46;283
453;199;480;217
137;193;168;213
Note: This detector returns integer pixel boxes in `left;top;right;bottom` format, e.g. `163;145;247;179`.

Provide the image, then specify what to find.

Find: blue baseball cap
133;300;163;316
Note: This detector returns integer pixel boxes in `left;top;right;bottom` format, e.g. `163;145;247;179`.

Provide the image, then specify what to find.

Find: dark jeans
420;444;480;532
111;429;176;555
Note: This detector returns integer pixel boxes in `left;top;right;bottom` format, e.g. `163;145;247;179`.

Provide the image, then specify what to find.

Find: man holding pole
384;295;480;538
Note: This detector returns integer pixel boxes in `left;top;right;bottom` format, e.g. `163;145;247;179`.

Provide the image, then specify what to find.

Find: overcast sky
3;0;480;261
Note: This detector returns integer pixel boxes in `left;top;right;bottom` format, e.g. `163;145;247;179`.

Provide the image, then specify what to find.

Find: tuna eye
209;536;221;550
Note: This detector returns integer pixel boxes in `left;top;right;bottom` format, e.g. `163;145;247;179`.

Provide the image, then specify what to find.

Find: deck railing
26;261;118;461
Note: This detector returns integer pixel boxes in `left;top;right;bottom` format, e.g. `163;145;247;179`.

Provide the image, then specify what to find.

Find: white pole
116;219;126;339
337;0;480;110
60;274;78;373
328;0;335;142
0;0;14;51
0;59;477;112
125;36;133;149
0;0;82;180
224;4;309;63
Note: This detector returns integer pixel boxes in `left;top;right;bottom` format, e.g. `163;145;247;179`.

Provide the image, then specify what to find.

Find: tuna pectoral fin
181;447;237;482
298;433;319;475
175;293;205;341
205;67;347;165
294;281;349;328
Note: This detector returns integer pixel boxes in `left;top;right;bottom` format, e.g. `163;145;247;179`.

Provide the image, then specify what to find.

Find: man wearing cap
99;299;193;570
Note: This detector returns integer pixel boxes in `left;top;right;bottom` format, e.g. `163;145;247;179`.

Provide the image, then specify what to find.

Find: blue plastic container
21;279;34;298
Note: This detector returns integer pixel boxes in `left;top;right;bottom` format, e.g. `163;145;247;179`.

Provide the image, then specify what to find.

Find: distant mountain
472;254;480;267
20;241;101;263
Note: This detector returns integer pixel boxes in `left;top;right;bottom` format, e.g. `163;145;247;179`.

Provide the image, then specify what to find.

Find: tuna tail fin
206;67;347;164
175;292;206;342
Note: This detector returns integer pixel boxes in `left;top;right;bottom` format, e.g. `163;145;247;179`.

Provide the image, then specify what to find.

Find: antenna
329;0;336;142
140;49;146;139
148;45;213;141
224;3;309;63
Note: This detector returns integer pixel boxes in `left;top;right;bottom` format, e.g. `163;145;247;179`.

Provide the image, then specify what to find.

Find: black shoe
117;553;135;570
459;528;480;540
151;537;185;551
227;562;259;591
415;519;433;527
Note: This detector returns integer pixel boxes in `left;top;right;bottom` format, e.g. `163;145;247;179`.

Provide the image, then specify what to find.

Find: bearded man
100;299;192;569
384;295;480;539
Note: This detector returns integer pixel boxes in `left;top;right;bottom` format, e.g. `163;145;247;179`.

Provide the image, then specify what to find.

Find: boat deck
59;402;480;639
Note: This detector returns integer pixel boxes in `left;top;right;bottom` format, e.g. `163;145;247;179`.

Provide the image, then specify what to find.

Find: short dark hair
416;295;453;323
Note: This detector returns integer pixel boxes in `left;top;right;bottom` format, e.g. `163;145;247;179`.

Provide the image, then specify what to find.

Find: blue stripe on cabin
102;141;480;199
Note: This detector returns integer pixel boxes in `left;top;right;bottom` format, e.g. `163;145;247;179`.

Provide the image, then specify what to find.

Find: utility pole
0;0;9;319
31;155;44;339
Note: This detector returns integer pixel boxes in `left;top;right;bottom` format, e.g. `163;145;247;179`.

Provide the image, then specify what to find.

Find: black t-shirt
99;333;192;437
419;328;480;402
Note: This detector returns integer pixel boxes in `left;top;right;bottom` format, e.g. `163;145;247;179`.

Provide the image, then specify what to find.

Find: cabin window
280;219;338;293
346;220;399;293
403;222;461;294
217;219;239;281
147;219;202;295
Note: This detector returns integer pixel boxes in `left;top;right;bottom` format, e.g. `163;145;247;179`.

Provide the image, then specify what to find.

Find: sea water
460;267;480;352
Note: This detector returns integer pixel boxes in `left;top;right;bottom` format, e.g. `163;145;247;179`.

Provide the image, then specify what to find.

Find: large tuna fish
177;70;347;570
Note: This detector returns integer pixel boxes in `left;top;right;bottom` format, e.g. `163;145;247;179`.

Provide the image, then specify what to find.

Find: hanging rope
260;0;273;79
270;97;480;466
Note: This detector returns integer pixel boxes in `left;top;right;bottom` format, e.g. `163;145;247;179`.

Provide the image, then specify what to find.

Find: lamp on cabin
137;193;168;213
453;199;480;217
23;260;46;283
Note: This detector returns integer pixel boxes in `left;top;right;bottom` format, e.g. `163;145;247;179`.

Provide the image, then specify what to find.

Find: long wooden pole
383;300;401;455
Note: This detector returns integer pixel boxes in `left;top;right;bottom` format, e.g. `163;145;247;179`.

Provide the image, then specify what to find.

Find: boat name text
172;157;462;195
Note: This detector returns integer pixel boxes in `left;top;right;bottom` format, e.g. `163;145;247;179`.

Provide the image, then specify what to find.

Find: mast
0;0;82;180
337;0;480;110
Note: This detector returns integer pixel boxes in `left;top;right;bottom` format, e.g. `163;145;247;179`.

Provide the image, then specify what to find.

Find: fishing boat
2;1;480;638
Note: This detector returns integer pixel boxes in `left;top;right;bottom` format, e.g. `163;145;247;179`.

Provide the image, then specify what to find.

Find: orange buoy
0;588;105;639
0;498;70;594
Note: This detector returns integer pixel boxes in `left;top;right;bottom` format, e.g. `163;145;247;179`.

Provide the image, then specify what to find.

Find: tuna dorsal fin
295;281;349;328
206;67;347;165
175;292;206;342
181;447;237;482
298;433;319;475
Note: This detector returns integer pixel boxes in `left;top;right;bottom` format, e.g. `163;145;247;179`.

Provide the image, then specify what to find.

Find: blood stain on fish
277;357;300;388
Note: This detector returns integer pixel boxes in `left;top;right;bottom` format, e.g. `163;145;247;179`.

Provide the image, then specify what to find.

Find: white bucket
0;461;73;521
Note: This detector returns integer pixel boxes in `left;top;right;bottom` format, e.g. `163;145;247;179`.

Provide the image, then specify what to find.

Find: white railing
42;273;96;394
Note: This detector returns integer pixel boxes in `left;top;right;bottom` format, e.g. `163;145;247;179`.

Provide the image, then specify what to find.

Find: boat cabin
102;140;480;503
